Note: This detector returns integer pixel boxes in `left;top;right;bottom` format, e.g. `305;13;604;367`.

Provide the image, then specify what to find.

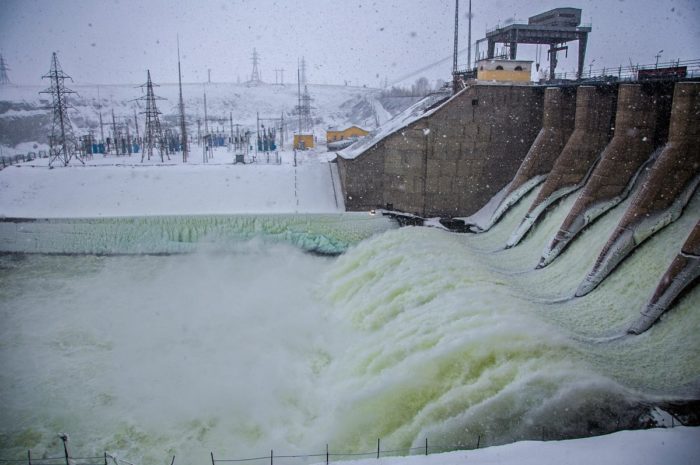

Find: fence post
60;434;70;465
210;452;215;465
270;449;273;465
425;437;428;456
326;444;329;465
169;456;175;465
27;450;32;465
377;438;380;459
476;435;481;449
104;452;107;465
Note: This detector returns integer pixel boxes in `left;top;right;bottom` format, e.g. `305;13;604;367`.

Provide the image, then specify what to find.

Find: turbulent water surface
1;189;698;464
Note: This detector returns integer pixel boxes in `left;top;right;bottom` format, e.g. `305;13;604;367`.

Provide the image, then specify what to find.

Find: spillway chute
628;221;700;335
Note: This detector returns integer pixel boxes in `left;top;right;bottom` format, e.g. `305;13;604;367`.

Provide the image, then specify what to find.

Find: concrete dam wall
337;85;544;217
337;80;699;332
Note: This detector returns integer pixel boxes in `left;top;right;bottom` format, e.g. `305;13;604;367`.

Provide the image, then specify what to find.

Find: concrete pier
538;84;671;267
506;86;617;248
576;82;700;297
628;220;700;334
469;86;576;232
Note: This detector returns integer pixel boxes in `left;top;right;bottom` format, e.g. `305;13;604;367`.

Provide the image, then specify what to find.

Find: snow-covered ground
319;427;699;465
0;146;343;218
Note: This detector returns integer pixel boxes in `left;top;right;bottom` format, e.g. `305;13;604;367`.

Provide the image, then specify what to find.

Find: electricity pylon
40;52;82;167
136;70;169;162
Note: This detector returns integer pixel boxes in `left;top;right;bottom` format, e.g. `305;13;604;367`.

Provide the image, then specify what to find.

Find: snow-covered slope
0;82;394;151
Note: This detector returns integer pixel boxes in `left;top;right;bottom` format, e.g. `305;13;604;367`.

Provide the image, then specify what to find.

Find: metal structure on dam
336;78;700;334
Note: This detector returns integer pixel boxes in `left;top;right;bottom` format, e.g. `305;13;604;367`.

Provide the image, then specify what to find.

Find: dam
336;79;700;334
1;3;698;462
1;74;699;465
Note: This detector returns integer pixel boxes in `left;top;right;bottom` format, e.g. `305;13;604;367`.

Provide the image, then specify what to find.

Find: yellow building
326;125;369;142
294;134;314;150
476;59;532;83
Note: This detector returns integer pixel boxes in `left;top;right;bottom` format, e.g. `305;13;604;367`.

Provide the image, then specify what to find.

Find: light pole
655;50;664;68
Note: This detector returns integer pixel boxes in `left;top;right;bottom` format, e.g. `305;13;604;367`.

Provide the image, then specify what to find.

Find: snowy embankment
317;427;699;465
0;148;342;218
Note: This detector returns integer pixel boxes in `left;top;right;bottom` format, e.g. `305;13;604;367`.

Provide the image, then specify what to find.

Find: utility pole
177;35;188;162
203;90;209;162
280;111;285;147
274;68;285;85
40;52;82;167
133;107;140;141
0;53;11;85
125;117;132;156
655;50;664;68
468;0;472;70
111;109;120;155
99;111;105;143
453;0;459;76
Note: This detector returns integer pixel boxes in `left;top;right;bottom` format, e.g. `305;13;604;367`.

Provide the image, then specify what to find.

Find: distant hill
0;82;411;149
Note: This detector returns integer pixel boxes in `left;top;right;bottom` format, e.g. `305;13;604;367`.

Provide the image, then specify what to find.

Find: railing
552;58;700;82
485;21;592;34
211;436;484;465
0;421;681;465
0;450;162;465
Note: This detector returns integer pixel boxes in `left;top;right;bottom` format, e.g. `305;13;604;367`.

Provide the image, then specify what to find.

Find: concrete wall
338;84;544;217
470;86;577;232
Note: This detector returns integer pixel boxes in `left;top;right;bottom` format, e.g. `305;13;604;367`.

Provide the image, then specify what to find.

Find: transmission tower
40;52;82;167
0;53;11;85
177;36;188;162
300;86;314;132
247;48;262;86
136;70;169;162
300;56;307;86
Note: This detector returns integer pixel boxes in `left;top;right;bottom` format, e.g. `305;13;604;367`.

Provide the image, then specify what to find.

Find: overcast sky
0;0;698;87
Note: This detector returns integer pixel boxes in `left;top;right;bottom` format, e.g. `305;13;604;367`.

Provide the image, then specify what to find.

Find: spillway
0;198;698;464
0;213;396;256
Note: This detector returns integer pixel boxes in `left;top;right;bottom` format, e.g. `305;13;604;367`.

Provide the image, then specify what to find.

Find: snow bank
315;427;699;465
0;148;342;218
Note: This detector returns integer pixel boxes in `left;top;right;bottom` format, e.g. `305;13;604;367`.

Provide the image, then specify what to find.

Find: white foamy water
1;192;698;464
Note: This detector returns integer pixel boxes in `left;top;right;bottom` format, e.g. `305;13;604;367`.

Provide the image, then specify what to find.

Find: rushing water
1;189;698;464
